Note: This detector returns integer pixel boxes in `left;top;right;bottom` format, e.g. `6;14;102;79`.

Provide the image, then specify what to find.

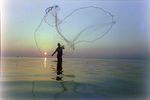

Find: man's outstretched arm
51;50;57;56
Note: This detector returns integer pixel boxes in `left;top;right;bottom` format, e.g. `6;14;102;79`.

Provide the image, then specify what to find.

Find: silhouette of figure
52;43;64;62
52;43;64;72
57;61;62;75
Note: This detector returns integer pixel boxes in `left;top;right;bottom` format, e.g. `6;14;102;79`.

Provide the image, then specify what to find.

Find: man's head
57;43;61;47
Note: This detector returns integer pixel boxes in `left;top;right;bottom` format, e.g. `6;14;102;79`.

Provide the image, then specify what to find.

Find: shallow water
1;57;150;100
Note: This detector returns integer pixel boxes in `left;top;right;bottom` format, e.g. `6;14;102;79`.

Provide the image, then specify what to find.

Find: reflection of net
34;5;115;56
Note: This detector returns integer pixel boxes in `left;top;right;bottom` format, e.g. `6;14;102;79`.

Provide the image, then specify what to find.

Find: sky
1;0;150;59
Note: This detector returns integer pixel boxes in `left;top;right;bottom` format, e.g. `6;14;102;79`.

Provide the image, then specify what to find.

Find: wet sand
1;57;150;100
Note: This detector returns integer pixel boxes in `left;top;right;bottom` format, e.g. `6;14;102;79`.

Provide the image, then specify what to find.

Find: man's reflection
56;60;63;81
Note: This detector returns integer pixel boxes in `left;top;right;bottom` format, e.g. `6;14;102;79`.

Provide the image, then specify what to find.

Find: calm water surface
1;57;150;100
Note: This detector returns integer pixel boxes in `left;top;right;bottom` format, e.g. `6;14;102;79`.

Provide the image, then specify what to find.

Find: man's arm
62;45;65;49
51;49;57;56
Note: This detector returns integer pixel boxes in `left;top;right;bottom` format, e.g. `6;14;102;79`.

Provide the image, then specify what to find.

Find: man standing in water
51;43;64;62
52;43;64;74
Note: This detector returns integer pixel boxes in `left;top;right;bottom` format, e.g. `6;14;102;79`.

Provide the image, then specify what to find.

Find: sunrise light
45;53;47;55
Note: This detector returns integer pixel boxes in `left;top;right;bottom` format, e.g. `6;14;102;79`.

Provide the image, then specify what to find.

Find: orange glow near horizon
45;53;47;55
